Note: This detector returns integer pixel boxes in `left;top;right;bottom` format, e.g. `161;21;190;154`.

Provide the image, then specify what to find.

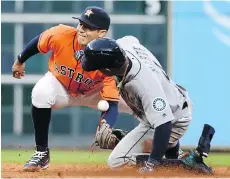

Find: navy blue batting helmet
80;38;126;71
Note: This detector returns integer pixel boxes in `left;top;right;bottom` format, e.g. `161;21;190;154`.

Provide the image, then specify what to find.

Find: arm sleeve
149;121;172;161
100;76;120;102
37;25;60;53
100;101;118;128
18;35;40;63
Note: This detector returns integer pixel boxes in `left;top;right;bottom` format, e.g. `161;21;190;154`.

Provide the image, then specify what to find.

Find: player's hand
12;59;25;79
95;119;118;149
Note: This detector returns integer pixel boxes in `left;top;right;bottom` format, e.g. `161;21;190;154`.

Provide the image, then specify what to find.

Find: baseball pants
107;100;192;169
31;71;132;113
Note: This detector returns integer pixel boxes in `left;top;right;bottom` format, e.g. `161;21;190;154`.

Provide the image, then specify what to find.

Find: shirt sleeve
100;76;120;102
100;101;118;128
37;25;61;53
137;76;175;128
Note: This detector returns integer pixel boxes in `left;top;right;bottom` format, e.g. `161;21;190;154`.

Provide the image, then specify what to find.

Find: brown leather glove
95;119;118;149
94;120;129;150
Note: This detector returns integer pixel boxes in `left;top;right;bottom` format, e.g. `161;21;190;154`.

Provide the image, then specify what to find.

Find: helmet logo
84;9;94;17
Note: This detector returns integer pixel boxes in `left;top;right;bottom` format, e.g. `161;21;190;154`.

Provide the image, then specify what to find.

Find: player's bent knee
32;87;55;108
108;153;136;169
107;155;123;169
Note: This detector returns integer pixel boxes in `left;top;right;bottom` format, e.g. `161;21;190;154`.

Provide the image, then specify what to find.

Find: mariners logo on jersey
152;97;167;112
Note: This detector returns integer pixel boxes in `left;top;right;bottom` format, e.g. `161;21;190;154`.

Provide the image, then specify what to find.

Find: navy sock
31;105;51;151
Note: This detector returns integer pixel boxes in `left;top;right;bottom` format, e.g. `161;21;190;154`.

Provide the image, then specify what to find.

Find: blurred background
1;1;230;149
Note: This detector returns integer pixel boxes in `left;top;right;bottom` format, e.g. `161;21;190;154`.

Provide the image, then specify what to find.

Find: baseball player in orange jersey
12;6;132;172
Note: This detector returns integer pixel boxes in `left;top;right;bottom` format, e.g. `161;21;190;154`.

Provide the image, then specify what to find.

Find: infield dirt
2;163;230;178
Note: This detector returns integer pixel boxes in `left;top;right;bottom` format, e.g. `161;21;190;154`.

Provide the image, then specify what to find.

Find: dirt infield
2;163;230;178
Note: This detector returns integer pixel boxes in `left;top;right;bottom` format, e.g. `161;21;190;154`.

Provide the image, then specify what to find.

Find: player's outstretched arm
93;76;125;149
139;121;172;174
135;77;175;174
12;25;64;79
94;100;121;150
17;35;40;64
12;35;40;79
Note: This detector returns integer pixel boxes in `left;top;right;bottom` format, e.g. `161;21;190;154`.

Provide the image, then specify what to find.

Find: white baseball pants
31;71;132;114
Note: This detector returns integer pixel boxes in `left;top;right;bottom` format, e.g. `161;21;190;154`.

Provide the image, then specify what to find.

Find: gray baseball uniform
107;36;192;169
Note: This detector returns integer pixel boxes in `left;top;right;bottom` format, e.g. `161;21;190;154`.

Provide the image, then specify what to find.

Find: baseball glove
94;119;128;150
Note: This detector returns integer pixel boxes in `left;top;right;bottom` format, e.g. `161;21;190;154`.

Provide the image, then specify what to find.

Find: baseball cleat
181;149;213;174
23;147;50;172
139;159;160;174
178;148;190;159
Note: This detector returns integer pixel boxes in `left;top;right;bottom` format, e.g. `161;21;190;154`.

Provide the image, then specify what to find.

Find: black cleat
181;149;213;174
23;147;50;172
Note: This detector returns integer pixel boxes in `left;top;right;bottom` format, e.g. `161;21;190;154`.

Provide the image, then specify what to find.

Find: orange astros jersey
37;24;119;101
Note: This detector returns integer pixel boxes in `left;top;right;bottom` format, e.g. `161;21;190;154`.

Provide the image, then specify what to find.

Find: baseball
97;100;109;112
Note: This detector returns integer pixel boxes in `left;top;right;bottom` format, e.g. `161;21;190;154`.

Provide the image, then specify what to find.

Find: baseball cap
72;6;110;30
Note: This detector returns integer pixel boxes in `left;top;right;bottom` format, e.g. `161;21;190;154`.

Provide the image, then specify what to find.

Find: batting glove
139;159;160;174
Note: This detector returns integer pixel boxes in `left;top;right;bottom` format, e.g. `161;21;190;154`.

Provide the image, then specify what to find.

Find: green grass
1;149;111;164
204;153;230;166
1;149;230;166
